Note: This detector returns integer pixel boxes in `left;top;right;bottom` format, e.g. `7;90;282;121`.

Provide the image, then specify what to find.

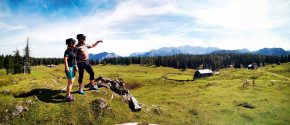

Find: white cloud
0;22;28;31
0;0;290;57
193;0;270;31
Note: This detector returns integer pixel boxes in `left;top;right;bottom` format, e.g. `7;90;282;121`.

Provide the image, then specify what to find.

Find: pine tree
0;55;4;69
24;38;31;74
13;49;23;74
4;55;14;74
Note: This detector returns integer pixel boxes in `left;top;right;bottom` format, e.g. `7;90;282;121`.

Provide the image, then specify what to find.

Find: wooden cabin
194;69;213;78
46;64;56;68
247;64;257;69
229;65;234;68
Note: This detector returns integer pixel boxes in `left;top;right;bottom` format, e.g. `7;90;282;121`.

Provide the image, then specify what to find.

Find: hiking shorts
65;66;76;79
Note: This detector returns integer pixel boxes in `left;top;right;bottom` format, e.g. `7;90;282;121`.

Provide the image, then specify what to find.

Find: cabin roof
196;69;213;74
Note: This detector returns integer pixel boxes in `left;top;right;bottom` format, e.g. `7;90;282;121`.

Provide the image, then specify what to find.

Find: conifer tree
13;49;23;74
4;55;14;74
0;55;4;69
24;38;31;74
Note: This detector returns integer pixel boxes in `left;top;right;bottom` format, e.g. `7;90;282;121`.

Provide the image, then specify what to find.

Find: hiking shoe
89;85;99;90
66;95;74;102
78;90;85;95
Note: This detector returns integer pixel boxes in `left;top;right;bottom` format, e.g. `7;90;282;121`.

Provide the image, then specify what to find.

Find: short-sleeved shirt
76;44;91;61
64;48;77;67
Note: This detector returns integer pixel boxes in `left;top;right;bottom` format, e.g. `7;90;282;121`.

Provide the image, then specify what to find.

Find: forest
1;51;290;75
101;54;290;70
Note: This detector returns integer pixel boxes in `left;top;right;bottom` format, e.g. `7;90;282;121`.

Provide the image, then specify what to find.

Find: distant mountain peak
236;48;250;53
211;49;250;54
255;48;289;56
89;52;120;60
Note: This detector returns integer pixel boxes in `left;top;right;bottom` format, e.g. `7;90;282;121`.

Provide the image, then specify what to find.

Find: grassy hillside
0;63;289;125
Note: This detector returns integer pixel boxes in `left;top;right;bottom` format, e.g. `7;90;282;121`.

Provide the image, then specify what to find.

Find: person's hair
76;34;86;40
66;38;76;45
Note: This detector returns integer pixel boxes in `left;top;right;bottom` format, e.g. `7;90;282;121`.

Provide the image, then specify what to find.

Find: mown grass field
0;63;289;125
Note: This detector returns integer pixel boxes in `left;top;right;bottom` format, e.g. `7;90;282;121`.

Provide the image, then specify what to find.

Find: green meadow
0;63;289;125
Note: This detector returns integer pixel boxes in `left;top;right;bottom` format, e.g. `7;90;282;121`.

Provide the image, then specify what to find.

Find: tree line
0;54;63;74
0;38;63;74
1;46;289;75
102;53;290;70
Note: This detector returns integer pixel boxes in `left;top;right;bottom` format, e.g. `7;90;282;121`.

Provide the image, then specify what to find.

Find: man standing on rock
76;34;102;94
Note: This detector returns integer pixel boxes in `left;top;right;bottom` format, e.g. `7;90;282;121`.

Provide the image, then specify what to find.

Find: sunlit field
0;63;289;124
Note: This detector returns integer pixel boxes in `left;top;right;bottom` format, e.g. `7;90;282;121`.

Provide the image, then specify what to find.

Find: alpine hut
194;69;213;78
247;64;257;69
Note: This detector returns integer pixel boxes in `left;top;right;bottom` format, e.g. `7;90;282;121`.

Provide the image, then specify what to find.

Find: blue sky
0;0;290;57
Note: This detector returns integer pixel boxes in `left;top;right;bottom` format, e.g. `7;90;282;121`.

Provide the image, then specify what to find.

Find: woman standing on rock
64;38;78;102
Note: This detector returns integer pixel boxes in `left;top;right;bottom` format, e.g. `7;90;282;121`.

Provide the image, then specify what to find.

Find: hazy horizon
1;0;290;57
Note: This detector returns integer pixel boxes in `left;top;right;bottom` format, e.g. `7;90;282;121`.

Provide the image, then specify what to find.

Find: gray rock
33;95;38;100
153;107;161;115
241;103;255;109
98;98;107;109
26;100;33;105
92;98;107;109
24;107;28;112
2;89;10;95
12;105;27;116
92;98;109;117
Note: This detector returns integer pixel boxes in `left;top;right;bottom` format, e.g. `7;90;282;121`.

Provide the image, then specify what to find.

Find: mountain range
89;52;120;61
211;48;290;56
130;45;220;57
89;46;290;60
130;46;290;57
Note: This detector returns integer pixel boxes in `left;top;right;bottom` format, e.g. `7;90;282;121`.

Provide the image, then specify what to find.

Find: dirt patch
233;101;255;109
189;109;198;116
125;83;143;90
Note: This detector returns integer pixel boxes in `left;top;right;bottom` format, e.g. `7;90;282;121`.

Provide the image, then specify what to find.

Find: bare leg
67;79;74;96
79;83;83;91
90;80;94;86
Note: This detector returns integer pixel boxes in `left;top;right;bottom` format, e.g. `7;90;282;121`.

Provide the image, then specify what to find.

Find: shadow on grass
13;88;67;103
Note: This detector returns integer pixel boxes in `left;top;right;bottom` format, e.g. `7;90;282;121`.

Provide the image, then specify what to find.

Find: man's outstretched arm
88;40;103;48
